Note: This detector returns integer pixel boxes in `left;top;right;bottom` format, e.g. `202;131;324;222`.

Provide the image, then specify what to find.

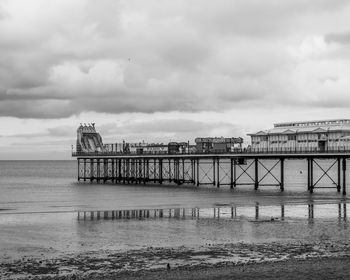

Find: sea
0;160;349;262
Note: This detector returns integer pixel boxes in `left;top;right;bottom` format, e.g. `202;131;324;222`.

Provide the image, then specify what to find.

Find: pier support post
90;158;94;182
310;158;314;193
217;158;220;188
111;159;114;182
143;158;146;184
338;158;341;192
97;158;101;182
233;159;237;188
103;159;108;183
182;158;185;184
146;159;149;183
342;158;346;195
123;159;126;184
159;159;163;184
280;158;284;192
254;158;259;190
230;158;233;189
77;159;80;181
191;158;196;185
83;159;86;181
118;159;121;182
196;158;199;186
169;159;172;182
213;158;216;186
307;158;310;190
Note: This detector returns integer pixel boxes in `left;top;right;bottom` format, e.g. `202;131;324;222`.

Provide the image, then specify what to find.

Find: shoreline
112;256;350;280
1;240;350;279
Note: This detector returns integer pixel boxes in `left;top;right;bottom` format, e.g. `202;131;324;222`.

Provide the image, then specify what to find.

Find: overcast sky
1;0;350;159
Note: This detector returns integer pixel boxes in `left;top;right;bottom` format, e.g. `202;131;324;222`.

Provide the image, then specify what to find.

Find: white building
248;119;350;152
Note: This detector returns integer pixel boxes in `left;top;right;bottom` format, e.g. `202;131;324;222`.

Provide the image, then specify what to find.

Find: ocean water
0;159;348;214
0;160;349;263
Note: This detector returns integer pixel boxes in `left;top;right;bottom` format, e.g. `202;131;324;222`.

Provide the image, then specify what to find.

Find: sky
1;0;350;159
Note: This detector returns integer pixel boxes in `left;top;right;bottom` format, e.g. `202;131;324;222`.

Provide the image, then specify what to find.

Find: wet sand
115;257;350;280
1;240;350;279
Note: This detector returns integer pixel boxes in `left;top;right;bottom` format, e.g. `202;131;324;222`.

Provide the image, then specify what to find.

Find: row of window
254;137;350;142
252;139;350;145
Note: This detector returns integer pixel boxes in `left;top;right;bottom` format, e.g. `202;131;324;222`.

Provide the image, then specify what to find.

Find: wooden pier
73;151;350;194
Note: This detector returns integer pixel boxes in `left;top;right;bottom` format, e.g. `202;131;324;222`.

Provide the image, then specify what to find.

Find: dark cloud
0;0;350;119
325;31;350;44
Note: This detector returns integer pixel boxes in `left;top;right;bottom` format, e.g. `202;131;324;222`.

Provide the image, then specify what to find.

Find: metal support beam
97;159;100;182
343;158;346;195
307;158;310;190
159;159;163;184
280;158;284;192
217;158;220;188
196;158;199;186
213;158;216;186
254;158;259;190
338;158;341;192
233;159;237;188
309;158;314;193
83;159;86;181
78;159;80;181
90;158;94;182
230;158;233;189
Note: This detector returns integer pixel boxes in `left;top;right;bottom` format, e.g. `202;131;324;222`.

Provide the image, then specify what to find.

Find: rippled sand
1;202;350;279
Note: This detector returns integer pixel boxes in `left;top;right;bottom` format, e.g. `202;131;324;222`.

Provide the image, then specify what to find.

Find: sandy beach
1;239;350;279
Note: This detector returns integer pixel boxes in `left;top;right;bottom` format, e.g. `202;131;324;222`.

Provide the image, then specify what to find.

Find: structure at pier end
76;123;104;153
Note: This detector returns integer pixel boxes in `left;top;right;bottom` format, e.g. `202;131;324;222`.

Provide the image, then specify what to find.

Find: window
288;135;296;141
260;136;268;141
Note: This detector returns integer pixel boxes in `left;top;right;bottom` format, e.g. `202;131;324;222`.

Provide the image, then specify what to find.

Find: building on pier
195;137;243;153
248;119;350;152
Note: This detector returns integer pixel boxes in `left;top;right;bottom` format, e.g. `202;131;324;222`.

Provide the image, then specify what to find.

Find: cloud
325;31;350;45
1;0;350;119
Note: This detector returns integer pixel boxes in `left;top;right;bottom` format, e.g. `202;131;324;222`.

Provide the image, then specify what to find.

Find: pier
73;150;350;195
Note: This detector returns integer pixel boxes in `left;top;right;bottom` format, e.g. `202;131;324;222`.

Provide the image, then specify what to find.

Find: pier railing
72;147;350;157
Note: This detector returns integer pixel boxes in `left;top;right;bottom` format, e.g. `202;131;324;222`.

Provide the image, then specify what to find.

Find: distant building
248;119;350;151
195;137;243;153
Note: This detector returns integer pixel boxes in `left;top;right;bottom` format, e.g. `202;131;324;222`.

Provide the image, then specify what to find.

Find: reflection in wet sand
77;202;349;223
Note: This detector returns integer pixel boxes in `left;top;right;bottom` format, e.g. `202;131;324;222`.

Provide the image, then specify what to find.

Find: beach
0;160;350;279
